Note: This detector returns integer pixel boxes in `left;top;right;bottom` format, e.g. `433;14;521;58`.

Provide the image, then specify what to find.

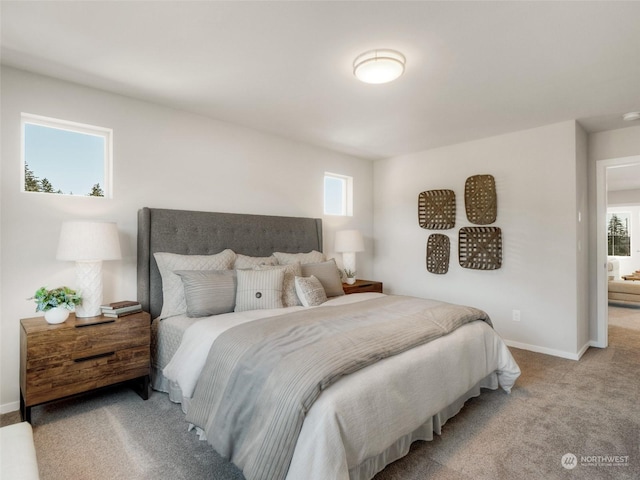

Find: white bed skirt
349;374;497;480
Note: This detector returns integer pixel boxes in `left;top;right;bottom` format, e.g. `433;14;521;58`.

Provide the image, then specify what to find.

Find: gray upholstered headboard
137;207;323;319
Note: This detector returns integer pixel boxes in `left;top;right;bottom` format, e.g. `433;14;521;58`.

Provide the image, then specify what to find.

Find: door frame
596;155;640;347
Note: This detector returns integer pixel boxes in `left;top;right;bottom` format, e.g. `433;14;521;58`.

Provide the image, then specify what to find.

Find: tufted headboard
137;207;323;319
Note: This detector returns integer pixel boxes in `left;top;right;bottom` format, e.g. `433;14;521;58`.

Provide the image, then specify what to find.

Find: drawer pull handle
74;352;115;362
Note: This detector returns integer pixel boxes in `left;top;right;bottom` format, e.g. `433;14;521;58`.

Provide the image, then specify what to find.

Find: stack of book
100;300;142;318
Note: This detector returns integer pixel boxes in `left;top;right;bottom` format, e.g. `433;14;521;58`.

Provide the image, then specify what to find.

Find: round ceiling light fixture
622;111;640;121
353;49;406;84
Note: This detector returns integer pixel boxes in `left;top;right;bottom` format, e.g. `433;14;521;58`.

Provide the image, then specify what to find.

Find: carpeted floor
2;306;638;479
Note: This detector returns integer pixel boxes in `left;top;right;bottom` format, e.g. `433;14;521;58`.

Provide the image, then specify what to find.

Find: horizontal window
22;113;112;198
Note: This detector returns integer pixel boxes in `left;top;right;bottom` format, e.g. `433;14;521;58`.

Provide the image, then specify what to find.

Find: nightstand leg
20;392;31;423
133;375;150;400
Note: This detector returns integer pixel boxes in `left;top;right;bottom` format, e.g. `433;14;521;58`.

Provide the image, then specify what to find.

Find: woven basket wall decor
426;234;450;274
458;226;502;270
418;189;456;230
464;174;497;225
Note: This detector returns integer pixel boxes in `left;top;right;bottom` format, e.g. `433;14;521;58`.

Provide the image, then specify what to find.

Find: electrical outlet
512;310;521;322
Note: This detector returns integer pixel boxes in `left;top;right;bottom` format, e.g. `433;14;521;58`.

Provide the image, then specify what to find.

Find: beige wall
0;67;374;412
373;121;589;358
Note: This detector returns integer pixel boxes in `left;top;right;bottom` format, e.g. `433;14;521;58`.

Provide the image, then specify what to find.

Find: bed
137;207;520;480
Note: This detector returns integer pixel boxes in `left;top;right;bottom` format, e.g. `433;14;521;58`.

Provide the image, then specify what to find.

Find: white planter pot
346;277;356;285
44;307;70;324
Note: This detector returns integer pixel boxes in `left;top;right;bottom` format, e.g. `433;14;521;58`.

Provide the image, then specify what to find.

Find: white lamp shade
335;229;365;253
56;221;122;261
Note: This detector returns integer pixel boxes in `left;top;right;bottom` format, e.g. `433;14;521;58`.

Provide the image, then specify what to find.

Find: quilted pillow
235;268;285;312
294;275;327;307
154;249;236;319
300;258;345;297
234;254;278;269
175;270;236;317
273;250;326;265
254;262;302;307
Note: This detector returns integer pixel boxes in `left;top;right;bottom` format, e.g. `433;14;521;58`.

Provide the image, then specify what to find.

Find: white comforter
163;293;520;480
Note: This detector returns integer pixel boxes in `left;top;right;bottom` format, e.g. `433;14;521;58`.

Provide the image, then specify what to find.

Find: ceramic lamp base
74;260;103;317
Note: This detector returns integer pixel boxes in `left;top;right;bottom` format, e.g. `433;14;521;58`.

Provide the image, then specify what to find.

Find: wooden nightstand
20;311;151;422
343;279;383;295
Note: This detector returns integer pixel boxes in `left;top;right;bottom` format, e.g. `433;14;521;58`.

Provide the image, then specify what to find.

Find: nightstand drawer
24;344;150;406
25;320;149;367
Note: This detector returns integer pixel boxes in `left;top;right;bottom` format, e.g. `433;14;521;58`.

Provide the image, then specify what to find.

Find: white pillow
254;262;302;307
235;268;285;312
300;258;345;297
154;249;236;319
273;250;326;265
295;276;327;307
234;254;278;269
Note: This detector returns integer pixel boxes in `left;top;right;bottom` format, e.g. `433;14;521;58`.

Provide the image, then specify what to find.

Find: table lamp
335;229;365;283
56;221;122;317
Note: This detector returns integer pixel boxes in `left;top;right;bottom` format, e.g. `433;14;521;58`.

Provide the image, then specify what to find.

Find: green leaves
29;286;82;312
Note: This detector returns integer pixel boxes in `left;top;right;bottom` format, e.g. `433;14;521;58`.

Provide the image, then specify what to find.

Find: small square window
22;113;112;198
324;173;353;216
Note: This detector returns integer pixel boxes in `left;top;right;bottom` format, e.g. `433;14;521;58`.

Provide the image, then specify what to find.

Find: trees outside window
607;212;631;256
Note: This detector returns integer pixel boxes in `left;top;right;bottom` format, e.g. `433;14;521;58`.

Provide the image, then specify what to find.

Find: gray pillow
235;268;285;312
175;270;237;317
301;259;345;297
294;275;327;307
154;249;236;319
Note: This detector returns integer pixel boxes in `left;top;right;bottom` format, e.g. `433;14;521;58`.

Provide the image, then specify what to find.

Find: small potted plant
29;286;82;324
343;269;357;285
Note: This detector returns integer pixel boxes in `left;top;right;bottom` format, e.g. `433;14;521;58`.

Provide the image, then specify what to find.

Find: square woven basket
458;227;502;270
418;189;456;230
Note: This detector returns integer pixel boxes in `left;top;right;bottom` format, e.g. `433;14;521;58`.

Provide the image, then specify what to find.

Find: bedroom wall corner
575;122;590;354
0;66;374;412
372;121;583;358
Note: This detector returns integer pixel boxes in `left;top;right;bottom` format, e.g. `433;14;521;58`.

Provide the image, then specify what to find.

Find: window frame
21;113;113;198
324;172;353;217
607;210;632;257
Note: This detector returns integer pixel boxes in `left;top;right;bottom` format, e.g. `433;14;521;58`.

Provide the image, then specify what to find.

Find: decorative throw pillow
234;254;278;269
154;249;236;319
300;258;345;297
254;262;302;307
175;270;237;317
294;276;328;307
235;268;285;312
273;250;326;265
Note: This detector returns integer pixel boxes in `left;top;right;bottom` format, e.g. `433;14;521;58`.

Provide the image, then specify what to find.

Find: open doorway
596;155;640;348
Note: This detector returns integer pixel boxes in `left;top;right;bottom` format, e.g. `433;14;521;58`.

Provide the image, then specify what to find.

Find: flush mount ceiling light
353;49;406;84
623;112;640;121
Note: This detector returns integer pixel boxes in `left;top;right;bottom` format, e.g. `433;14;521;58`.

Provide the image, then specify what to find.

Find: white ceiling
1;1;640;160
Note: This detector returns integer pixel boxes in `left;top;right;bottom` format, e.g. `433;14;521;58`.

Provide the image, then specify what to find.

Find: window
324;172;353;216
607;212;631;256
22;113;112;197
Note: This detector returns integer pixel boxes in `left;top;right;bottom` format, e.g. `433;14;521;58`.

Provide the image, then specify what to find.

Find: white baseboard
504;339;592;361
0;401;20;415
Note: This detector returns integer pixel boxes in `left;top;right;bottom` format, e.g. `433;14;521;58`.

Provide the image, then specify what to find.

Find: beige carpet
2;306;638;479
